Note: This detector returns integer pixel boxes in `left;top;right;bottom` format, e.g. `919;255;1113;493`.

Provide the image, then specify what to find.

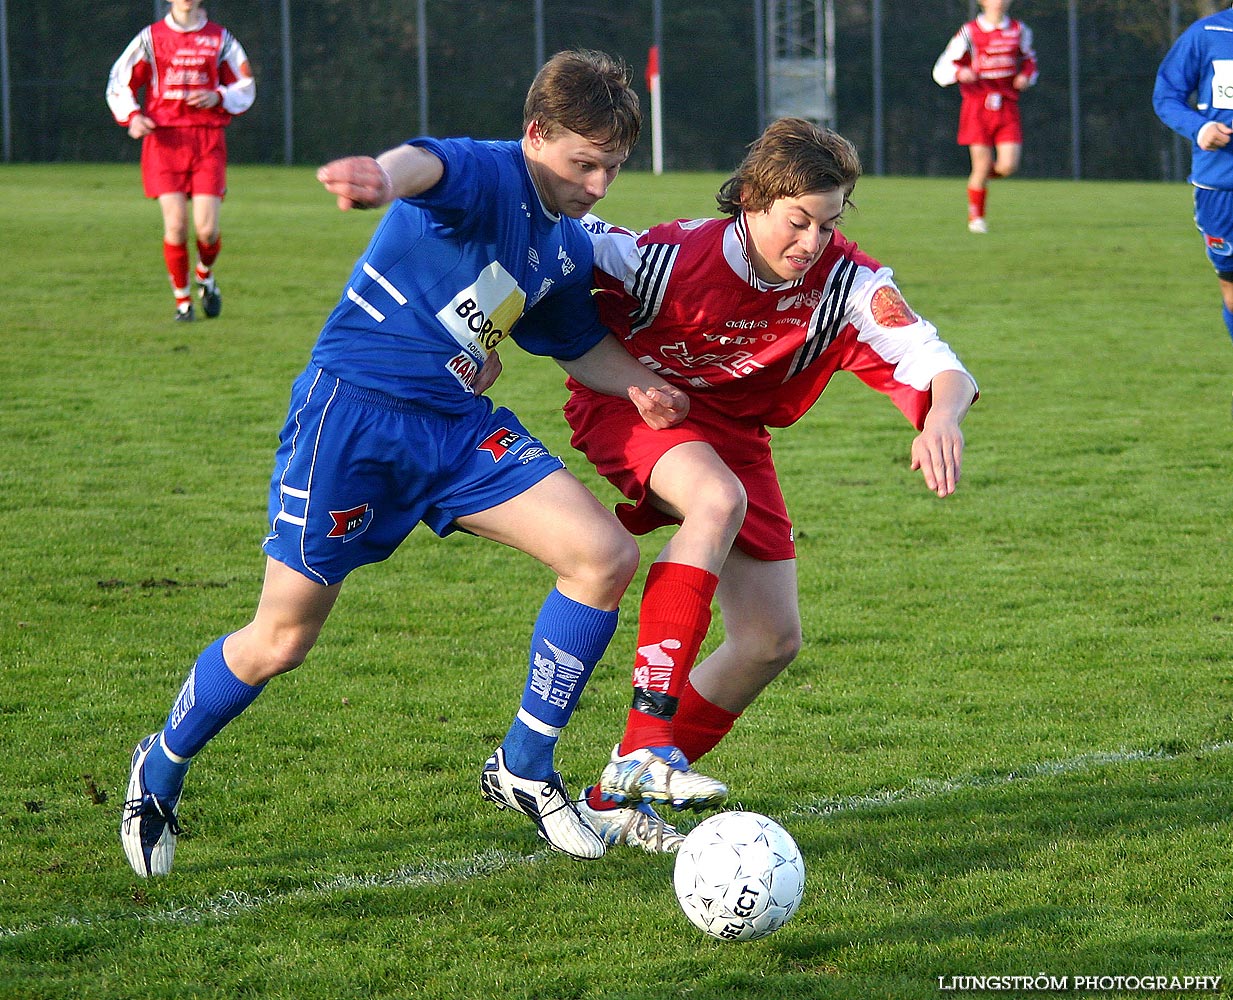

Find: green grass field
1;163;1231;999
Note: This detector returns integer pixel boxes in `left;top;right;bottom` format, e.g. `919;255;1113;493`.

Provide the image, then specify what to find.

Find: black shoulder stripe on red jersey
786;258;857;380
629;242;679;335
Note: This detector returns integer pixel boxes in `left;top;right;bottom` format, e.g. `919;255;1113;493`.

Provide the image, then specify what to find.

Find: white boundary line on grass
0;849;544;940
785;741;1233;819
3;740;1229;939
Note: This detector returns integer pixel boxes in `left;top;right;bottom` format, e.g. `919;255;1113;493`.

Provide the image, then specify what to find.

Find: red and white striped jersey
932;15;1038;103
106;13;255;128
581;214;974;429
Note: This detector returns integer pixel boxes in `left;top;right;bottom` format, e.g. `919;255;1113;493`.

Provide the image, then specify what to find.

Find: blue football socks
144;635;265;801
501;590;618;780
1223;305;1233;344
140;735;191;805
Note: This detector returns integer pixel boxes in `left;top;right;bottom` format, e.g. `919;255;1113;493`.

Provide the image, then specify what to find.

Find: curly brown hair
523;49;642;154
716;118;862;217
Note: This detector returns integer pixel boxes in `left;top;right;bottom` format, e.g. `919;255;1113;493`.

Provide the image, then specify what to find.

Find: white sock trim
158;734;190;765
516;708;562;738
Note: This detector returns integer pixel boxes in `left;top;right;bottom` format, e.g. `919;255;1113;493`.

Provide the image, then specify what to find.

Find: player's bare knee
266;642;310;677
775;627;803;670
599;530;641;594
750;623;802;678
687;475;747;536
237;624;318;681
555;525;639;608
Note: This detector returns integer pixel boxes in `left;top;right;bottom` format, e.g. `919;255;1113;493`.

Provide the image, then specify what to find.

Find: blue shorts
1193;186;1233;278
262;365;565;586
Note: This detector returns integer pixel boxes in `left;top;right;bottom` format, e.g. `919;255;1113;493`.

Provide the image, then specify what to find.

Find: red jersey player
106;0;255;321
565;118;978;851
932;0;1037;233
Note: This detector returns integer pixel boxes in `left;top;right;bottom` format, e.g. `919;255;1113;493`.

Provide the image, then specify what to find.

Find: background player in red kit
565;118;978;852
932;0;1037;233
106;0;255;321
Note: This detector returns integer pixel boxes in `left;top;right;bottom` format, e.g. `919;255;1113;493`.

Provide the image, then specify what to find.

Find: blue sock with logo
1223;305;1233;344
142;635;266;802
501;590;618;780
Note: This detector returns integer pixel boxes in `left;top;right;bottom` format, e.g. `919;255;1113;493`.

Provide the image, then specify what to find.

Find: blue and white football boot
480;746;605;860
598;743;728;812
120;734;182;877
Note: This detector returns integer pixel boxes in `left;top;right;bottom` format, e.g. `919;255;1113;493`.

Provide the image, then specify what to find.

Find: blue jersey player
121;50;693;876
1155;5;1233;354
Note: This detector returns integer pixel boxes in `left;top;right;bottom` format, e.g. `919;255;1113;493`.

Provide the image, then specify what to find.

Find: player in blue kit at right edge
1154;5;1233;358
120;49;711;877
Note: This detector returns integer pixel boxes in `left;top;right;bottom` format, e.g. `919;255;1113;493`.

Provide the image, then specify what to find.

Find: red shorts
564;386;795;562
957;94;1022;147
140;126;228;199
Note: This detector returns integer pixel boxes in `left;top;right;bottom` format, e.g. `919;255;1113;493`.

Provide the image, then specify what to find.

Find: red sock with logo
618;562;718;754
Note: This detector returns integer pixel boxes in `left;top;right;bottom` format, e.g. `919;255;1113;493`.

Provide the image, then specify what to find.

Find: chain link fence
0;0;1217;180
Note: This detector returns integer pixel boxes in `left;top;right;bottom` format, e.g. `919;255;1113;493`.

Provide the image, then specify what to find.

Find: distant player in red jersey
932;0;1037;233
106;0;255;321
562;118;978;852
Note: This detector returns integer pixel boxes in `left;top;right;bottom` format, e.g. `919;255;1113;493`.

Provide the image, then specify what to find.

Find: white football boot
480;746;605;860
598;744;728;812
575;789;685;854
120;733;182;877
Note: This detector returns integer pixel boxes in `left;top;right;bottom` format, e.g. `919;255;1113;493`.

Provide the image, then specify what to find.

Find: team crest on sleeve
870;285;919;327
328;503;373;541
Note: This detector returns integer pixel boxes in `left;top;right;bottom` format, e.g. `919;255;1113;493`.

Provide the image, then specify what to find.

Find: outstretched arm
316;143;445;211
559;335;689;430
910;369;976;498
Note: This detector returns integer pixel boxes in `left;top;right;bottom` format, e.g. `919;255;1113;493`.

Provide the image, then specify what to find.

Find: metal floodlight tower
765;0;835;128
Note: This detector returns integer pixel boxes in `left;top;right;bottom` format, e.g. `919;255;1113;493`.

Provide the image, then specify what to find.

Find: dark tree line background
8;0;1218;179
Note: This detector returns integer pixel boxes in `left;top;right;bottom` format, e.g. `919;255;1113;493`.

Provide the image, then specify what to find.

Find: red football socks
619;562;718;753
196;236;221;273
163;240;190;301
671;681;741;764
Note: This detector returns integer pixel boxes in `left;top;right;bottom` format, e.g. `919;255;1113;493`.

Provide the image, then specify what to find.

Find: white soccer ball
672;810;805;941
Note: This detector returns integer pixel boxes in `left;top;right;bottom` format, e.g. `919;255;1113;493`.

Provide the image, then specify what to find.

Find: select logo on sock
328;503;373;541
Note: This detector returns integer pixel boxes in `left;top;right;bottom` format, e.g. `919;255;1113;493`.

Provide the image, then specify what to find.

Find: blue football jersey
310;137;609;413
1154;8;1233;190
